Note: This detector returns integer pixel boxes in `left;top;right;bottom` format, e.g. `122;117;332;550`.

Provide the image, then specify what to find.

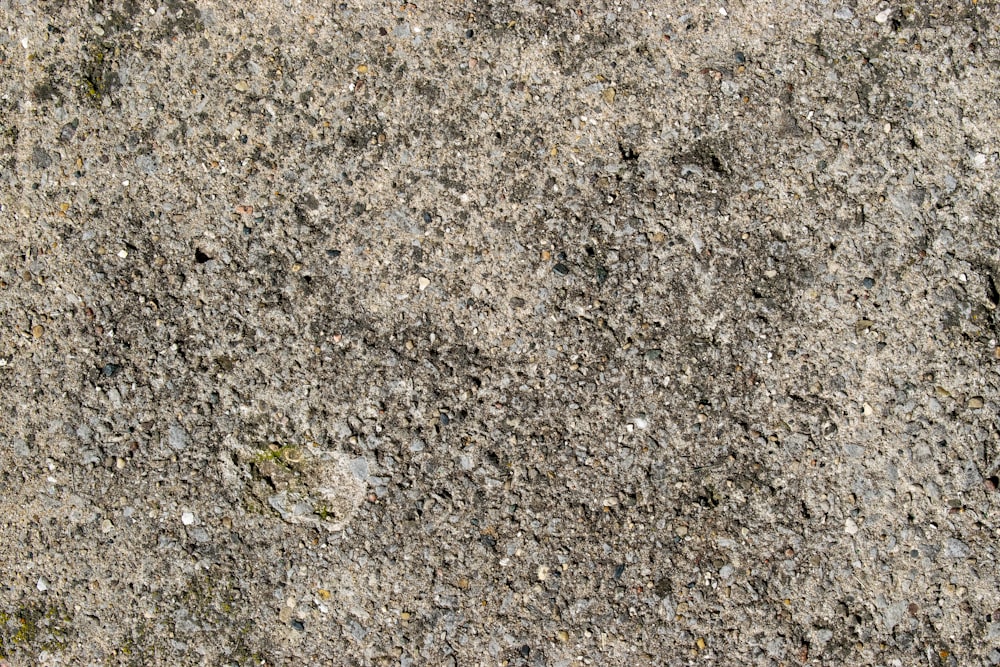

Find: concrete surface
2;0;1000;664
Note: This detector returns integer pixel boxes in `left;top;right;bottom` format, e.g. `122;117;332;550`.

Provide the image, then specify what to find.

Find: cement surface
2;0;1000;665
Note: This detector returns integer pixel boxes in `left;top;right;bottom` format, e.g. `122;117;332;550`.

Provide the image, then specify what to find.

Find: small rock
845;518;859;535
961;460;983;490
553;262;569;276
880;600;908;631
261;446;367;531
843;443;864;458
862;277;875;288
348;456;369;482
168;422;189;451
968;396;984;409
31;325;44;339
37;577;49;592
811;628;833;649
874;8;892;23
59;120;79;142
944;538;970;559
181;511;195;526
418;276;430;291
834;6;854;20
31;145;52;169
11;437;30;457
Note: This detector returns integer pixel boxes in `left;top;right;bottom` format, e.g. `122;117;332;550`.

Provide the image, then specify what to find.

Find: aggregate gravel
1;0;1000;665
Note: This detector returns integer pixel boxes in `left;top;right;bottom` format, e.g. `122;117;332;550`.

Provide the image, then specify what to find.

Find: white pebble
37;577;49;592
181;511;195;525
418;276;430;291
875;8;892;24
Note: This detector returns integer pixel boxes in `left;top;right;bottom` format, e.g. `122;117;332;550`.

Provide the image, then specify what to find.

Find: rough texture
2;0;1000;665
